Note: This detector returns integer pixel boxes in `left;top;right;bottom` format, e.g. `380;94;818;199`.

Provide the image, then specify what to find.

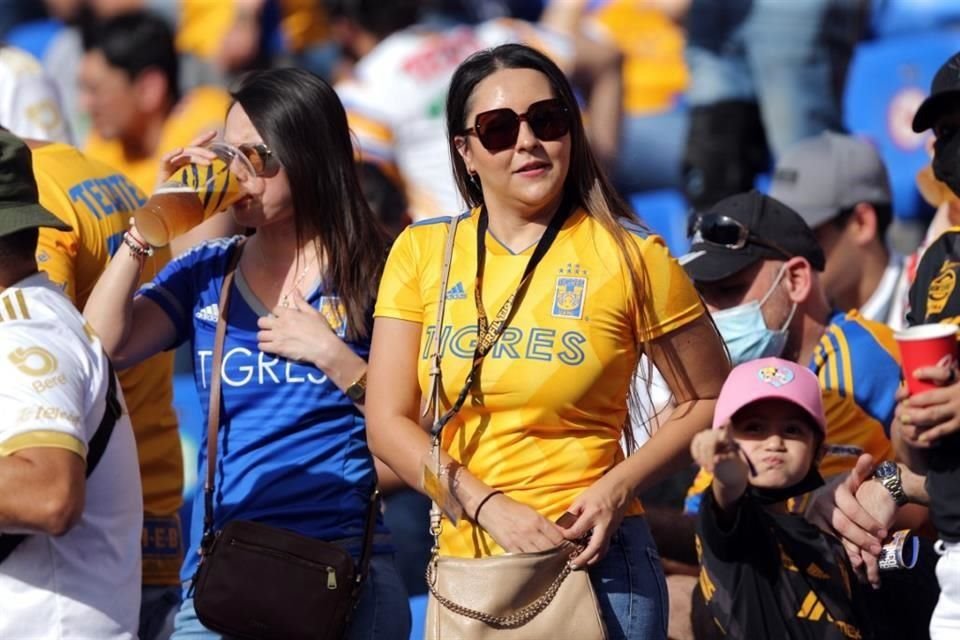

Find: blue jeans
685;0;861;156
141;584;180;640
588;516;668;640
172;555;411;640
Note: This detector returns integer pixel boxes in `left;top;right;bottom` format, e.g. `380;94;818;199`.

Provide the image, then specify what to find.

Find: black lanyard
431;197;574;435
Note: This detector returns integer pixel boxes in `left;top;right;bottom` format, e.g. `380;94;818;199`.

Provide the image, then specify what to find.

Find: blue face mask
712;265;797;366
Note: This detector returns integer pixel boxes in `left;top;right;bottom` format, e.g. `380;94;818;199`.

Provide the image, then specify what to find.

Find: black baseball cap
681;190;826;283
913;51;960;133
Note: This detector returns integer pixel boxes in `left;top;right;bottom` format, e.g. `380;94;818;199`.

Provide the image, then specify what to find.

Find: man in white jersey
0;130;141;638
0;45;74;144
329;0;620;220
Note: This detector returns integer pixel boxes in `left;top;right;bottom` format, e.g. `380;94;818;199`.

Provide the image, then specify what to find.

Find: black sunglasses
460;98;572;152
236;142;280;178
688;213;794;259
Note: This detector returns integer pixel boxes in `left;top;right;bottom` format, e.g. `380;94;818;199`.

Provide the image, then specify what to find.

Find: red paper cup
894;323;960;395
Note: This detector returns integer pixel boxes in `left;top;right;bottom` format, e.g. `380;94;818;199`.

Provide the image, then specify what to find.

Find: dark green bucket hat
0;130;71;237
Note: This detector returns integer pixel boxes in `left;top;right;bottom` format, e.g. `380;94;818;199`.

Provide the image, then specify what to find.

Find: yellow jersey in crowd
376;208;705;557
84;86;231;194
32;142;183;586
589;0;688;115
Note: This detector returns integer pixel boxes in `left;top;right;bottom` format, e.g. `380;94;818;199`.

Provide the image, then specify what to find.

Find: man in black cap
680;190;898;517
913;51;960;199
0;130;141;638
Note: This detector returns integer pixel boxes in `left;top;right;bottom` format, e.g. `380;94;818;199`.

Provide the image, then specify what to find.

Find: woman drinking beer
85;68;410;639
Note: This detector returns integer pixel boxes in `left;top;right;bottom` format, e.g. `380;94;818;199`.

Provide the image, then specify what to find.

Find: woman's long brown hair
231;68;387;342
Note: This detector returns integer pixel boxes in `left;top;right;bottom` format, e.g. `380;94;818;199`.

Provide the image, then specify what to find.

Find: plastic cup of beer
894;323;959;395
135;142;255;247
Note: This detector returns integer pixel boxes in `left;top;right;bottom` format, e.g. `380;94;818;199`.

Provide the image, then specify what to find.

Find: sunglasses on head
688;213;794;259
236;142;280;178
460;98;572;152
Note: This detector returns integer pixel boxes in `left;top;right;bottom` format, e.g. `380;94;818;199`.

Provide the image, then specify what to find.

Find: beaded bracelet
123;230;154;261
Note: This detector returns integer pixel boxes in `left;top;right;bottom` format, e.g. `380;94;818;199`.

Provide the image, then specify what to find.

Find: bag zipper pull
327;566;338;590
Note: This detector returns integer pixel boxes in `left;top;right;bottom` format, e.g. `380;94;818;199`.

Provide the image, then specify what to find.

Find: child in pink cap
689;357;870;640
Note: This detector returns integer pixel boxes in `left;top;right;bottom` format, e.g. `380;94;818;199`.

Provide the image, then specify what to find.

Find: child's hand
690;427;749;486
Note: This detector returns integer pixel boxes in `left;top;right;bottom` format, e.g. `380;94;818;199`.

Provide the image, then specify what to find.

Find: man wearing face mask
680;190;898;516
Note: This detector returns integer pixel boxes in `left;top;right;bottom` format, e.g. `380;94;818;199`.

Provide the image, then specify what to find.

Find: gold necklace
279;260;314;308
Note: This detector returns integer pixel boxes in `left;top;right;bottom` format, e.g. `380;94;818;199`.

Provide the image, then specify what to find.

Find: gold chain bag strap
422;213;607;640
191;241;380;640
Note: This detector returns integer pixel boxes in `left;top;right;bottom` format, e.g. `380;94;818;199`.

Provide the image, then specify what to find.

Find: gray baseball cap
769;131;892;229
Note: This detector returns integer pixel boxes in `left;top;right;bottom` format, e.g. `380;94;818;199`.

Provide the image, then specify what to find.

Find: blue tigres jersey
138;237;388;583
684;310;897;515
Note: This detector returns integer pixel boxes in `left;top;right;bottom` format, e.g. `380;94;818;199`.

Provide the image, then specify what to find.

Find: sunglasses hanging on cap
460;98;572;152
688;212;794;260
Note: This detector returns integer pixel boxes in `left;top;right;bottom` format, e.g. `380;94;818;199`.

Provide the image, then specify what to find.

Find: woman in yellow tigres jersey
368;44;729;638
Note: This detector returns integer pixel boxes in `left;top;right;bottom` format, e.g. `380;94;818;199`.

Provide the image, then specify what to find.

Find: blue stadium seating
871;0;960;39
843;29;960;221
629;189;690;257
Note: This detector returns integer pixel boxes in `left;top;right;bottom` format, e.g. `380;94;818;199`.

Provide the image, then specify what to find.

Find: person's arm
169;210;242;258
0;330;94;535
569;30;623;172
366;317;568;553
558;315;728;565
82;222;177;369
892;385;930;475
690;427;749;516
0;448;84;535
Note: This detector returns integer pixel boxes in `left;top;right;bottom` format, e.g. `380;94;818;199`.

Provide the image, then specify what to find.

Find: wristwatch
345;370;367;403
873;461;908;507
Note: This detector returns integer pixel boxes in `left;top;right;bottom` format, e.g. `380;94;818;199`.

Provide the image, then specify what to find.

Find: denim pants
685;0;862;156
588;516;669;640
171;554;411;640
141;584;181;640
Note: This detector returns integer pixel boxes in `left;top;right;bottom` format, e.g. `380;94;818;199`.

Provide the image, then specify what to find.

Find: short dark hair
230;68;388;341
0;228;38;265
325;0;421;38
81;10;180;103
830;202;893;240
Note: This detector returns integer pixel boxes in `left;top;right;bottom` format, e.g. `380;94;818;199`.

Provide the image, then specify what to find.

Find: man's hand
805;454;887;584
899;365;960;447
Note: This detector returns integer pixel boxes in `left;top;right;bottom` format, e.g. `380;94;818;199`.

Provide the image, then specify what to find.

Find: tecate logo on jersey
196;348;329;388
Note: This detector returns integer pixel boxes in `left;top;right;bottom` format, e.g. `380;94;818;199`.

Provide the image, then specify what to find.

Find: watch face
876;460;898;478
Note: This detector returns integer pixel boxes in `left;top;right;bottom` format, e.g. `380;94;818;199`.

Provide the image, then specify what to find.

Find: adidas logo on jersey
446;282;467;300
195;303;219;322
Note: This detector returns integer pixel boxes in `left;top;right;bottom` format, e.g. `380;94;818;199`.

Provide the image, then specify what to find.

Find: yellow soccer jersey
589;0;688;115
375;207;705;557
684;310;898;515
32;142;183;585
84;86;231;194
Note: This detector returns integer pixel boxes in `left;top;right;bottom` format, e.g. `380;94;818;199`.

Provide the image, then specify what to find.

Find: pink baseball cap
713;357;826;435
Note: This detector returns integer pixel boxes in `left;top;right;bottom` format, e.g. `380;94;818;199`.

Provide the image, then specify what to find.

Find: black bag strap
0;359;122;564
199;241;380;590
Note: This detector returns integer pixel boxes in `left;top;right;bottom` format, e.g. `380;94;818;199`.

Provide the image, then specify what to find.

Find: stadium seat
871;0;960;39
843;29;960;222
629;189;690;257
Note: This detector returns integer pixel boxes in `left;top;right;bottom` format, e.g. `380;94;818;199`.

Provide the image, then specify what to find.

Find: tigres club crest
927;261;960;317
319;296;347;337
552;269;587;319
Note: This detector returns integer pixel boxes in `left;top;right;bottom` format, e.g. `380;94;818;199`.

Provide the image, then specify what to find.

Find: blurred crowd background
5;1;960;638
